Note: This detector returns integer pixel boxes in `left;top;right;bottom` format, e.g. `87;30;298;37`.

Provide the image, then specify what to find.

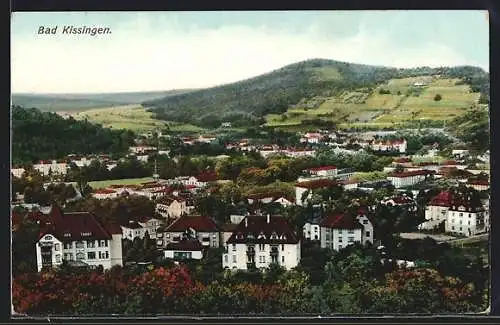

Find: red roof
226;215;299;244
391;196;414;204
166;239;203;251
394;157;411;163
157;196;185;205
441;160;457;165
309;166;337;172
429;191;452;207
38;206;112;241
166;215;219;233
468;180;489;186
320;213;363;230
296;179;338;190
122;221;143;229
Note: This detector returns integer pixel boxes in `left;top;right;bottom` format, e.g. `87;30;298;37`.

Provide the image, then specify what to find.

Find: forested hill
12;106;136;165
143;58;489;128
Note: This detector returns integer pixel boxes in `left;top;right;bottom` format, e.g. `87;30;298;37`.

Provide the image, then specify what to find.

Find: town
11;120;490;314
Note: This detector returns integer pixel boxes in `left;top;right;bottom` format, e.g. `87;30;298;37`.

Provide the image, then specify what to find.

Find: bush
434;94;442;101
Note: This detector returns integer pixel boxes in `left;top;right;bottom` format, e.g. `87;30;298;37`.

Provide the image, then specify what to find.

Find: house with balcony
155;196;188;220
121;221;147;241
164;239;204;260
222;214;301;271
320;208;374;251
161;215;220;248
36;206;123;272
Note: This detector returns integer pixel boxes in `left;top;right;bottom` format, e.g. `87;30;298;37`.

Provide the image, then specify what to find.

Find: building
155;196;188;220
162;215;220;248
33;160;68;176
300;132;324;144
164;239;204;260
445;199;487;236
380;195;418;212
36;206;123;272
303;212;323;241
307;166;338;177
222;214;301;271
369;139;407;153
320;209;374;251
467;180;490;191
387;170;433;188
121;221;147;241
11;168;25;178
295;179;339;206
91;188;119;200
418;191;452;230
137;216;164;239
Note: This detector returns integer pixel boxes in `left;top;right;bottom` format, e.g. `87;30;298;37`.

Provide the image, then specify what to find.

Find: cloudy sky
11;11;489;94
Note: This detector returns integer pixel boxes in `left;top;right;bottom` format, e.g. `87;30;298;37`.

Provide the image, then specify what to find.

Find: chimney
245;218;248;228
267;214;270;224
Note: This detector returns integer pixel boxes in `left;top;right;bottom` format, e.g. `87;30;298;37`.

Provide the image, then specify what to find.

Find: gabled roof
196;171;218;182
166;215;219;233
429;191;452;207
121;221;143;230
309;166;337;172
93;188;117;194
320;213;363;230
389;170;434;178
38;206;112;241
226;215;299;244
166;239;203;251
157;196;185;205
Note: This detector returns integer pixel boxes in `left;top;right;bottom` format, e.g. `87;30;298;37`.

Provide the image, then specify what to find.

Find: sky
11;11;489;94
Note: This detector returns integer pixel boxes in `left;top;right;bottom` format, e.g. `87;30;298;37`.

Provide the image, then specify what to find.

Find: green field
72;105;204;133
89;177;155;189
265;76;480;129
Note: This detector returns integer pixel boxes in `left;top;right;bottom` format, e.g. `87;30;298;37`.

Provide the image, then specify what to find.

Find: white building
162;215;220;248
155;196;188;220
303;215;322;241
33;160;69;176
222;214;301;271
387;170;432;188
445;201;487;236
91;188;119;200
138;216;164;239
300;132;324;144
467;180;490;191
36;206;123;272
11;168;25;178
164;240;204;260
121;221;146;241
295;179;339;206
320;209;374;251
418;191;452;230
307;166;338;177
129;146;157;154
369;139;407;153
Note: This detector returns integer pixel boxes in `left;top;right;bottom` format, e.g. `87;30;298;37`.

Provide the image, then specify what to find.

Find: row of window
236;244;285;251
63;251;109;261
61;240;109;250
224;255;286;264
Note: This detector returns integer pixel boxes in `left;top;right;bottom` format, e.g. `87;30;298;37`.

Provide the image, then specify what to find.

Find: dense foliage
12;106;136;165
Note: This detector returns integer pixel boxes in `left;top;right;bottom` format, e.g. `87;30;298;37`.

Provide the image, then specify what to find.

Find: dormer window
81;232;92;237
64;233;71;238
270;232;278;240
247;233;255;239
45;235;53;240
258;232;266;240
236;233;244;240
280;234;287;240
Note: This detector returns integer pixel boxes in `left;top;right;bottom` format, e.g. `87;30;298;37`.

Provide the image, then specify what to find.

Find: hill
143;59;489;129
12;106;136;165
11;89;196;113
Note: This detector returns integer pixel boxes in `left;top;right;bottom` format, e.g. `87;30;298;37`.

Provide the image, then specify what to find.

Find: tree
434;94;442;101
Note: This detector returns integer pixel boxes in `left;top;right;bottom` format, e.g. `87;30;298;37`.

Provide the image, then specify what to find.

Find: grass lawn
454;239;489;264
89;177;155;189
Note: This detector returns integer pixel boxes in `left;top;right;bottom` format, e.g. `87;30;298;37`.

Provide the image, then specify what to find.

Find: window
363;220;368;224
224;255;228;263
55;254;61;263
348;230;354;234
76;241;84;249
281;244;284;251
88;252;96;260
87;240;95;248
338;237;343;243
459;213;463;217
338;245;343;249
105;251;109;259
212;234;217;238
338;229;343;234
45;235;53;240
232;244;236;251
281;256;285;264
232;255;236;263
54;244;61;251
366;231;371;237
348;237;354;243
64;242;72;249
64;253;73;261
76;252;85;260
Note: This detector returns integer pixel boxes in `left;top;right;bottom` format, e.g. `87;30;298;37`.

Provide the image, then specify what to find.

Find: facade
137;216;163;239
155;197;188;220
11;168;25;178
387;170;432;188
121;221;147;240
162;215;220;248
295;179;339;206
308;166;338;177
222;215;301;271
369;139;407;153
303;218;322;241
467;180;490;191
320;210;374;251
445;202;487;236
36;206;123;272
419;191;452;230
164;240;204;260
34;160;68;176
92;188;119;200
